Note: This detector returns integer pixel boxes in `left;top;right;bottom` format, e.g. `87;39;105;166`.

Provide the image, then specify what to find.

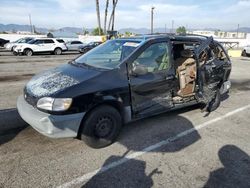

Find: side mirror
132;64;148;76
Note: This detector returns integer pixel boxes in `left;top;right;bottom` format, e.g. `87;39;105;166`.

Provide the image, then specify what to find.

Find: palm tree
95;0;102;35
108;0;118;31
103;0;109;34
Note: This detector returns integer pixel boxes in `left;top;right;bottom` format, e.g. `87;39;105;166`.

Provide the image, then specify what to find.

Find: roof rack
178;33;210;39
134;33;176;40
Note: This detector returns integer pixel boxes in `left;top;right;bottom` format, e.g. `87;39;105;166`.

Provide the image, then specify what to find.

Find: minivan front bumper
17;96;85;138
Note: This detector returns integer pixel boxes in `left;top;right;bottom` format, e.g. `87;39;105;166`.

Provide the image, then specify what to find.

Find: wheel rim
94;116;113;138
27;50;32;56
55;49;61;55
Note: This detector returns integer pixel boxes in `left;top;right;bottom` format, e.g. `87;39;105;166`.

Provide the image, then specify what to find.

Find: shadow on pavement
204;145;250;188
0;108;28;145
83;106;202;187
0;127;27;145
82;152;162;188
231;79;250;92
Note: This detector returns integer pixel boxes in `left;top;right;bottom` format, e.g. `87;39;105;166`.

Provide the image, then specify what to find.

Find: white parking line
57;104;250;188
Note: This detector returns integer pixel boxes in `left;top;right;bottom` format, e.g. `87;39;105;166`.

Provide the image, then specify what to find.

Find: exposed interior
172;42;198;101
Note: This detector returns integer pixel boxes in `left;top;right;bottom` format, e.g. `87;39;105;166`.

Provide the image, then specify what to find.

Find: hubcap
27;50;32;56
56;49;61;55
94;116;113;138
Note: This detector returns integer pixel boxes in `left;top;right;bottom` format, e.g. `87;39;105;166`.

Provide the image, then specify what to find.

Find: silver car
66;40;84;51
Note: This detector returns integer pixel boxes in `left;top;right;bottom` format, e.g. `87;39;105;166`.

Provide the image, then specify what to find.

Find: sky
0;0;249;30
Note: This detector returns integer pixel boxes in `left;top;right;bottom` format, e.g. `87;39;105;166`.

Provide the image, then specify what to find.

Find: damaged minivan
17;34;231;148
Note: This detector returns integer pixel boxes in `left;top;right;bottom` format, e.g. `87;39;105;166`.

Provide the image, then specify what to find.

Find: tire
24;49;33;56
242;50;247;57
207;89;221;112
13;51;18;56
79;105;122;148
54;48;62;55
79;48;86;54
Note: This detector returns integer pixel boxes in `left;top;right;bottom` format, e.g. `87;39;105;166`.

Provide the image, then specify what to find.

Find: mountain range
1;23;250;35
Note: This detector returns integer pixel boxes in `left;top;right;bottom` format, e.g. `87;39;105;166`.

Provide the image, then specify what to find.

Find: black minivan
17;34;231;148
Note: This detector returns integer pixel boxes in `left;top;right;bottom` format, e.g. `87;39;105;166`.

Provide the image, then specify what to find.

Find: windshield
14;38;23;43
74;39;141;69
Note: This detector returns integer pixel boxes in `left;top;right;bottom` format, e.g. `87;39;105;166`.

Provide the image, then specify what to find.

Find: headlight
37;97;72;111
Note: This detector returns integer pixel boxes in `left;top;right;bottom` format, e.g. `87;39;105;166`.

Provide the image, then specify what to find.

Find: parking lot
0;50;250;188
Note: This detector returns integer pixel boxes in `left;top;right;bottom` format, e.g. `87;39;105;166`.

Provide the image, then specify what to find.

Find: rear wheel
24;49;33;56
207;89;221;112
79;105;122;148
242;50;247;57
54;48;62;55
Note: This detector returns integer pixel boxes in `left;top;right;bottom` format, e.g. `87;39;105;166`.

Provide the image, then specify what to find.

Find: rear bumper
17;96;85;138
220;80;231;94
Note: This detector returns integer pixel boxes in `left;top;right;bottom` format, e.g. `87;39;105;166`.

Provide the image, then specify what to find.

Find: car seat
158;52;169;71
175;49;196;97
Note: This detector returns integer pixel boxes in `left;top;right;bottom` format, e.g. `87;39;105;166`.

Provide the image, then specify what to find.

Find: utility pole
237;24;239;38
171;20;174;33
29;14;33;34
151;6;155;34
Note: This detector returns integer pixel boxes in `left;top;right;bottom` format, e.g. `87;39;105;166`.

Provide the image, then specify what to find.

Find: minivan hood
25;63;101;97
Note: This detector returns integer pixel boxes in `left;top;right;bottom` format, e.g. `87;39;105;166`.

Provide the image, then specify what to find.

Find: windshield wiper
70;60;107;70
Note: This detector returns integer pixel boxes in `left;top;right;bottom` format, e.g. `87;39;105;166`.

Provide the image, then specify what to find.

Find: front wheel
79;48;86;53
79;105;122;148
54;48;62;55
24;49;33;56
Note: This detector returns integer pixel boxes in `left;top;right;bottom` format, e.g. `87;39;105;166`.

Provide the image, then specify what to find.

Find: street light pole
151;6;155;34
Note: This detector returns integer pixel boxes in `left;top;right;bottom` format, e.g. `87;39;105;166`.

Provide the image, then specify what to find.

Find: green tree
92;27;104;36
124;31;132;36
176;26;186;34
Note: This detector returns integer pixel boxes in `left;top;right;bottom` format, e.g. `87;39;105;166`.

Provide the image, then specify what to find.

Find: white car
65;40;85;51
14;38;68;56
5;37;34;51
242;45;250;57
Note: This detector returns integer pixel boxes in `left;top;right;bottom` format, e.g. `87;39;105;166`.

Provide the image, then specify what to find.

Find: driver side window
133;42;170;73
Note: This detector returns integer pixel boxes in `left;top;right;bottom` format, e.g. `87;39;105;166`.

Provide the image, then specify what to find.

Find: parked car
66;40;84;51
242;45;250;57
79;41;102;53
4;37;34;51
0;38;10;47
17;34;231;148
13;38;67;56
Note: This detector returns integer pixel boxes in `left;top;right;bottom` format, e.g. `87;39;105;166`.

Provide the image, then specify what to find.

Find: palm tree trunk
104;0;109;34
95;0;102;35
108;0;118;31
111;0;116;31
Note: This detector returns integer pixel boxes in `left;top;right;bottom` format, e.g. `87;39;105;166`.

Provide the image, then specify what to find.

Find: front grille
24;89;38;106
